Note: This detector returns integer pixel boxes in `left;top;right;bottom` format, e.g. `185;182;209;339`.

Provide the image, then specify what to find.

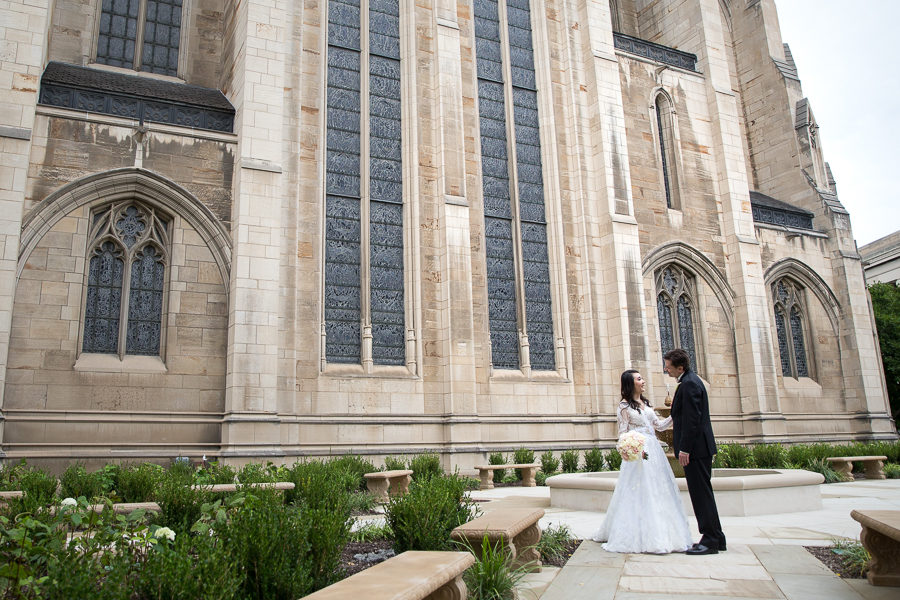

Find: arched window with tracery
656;265;699;372
654;92;680;210
82;202;170;358
772;278;810;378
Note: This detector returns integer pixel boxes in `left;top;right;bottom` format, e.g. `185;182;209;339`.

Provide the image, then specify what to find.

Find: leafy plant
751;443;786;468
604;449;622;471
715;443;756;468
831;537;871;577
584;447;604;472
13;467;59;514
538;523;573;562
350;520;392;542
461;534;528;600
154;472;211;535
348;490;377;514
560;449;580;473
806;457;847;483
193;460;237;485
135;532;243;600
539;451;559;475
386;473;477;553
489;452;507;483
236;461;278;484
329;454;377;491
512;448;535;480
383;456;407;471
884;462;900;478
116;462;163;503
869;282;900;423
535;471;549;486
409;453;443;481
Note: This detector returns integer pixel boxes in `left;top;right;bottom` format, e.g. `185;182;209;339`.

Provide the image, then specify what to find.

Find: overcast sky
774;0;900;247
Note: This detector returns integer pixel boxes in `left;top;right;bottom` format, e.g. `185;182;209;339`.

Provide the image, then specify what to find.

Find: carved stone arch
650;86;675;112
642;241;736;330
764;258;842;335
719;0;733;31
19;168;231;299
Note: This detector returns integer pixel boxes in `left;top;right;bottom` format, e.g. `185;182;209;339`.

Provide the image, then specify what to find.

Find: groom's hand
678;451;690;466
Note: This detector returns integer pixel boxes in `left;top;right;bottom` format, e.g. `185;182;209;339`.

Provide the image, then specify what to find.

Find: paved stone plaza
470;480;900;600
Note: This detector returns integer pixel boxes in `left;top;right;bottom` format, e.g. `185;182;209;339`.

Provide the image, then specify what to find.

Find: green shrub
348;490;377;514
218;492;316;598
535;471;549;486
604;449;621;471
136;532;242;600
560;449;580;473
15;467;59;513
329;454;377;490
489;452;507;483
461;534;528;600
786;444;814;468
116;462;163;503
512;448;535;480
409;453;443;481
96;463;121;498
288;460;356;509
584;448;604;472
383;455;407;471
167;458;195;483
538;523;573;562
59;463;103;501
501;472;519;485
386;473;477;553
155;473;211;535
539;451;559;475
236;461;278;484
884;463;900;478
194;460;237;485
751;443;786;468
715;443;756;468
806;457;847;483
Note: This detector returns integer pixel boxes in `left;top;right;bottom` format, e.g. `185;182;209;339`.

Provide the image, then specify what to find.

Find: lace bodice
617;400;673;436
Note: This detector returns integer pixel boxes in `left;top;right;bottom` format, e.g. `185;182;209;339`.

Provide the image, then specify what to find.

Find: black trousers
684;455;725;548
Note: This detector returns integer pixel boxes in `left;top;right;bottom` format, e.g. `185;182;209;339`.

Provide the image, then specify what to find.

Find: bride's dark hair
621;369;651;411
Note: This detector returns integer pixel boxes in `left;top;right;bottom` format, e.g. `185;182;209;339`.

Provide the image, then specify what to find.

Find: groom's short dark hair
663;348;691;370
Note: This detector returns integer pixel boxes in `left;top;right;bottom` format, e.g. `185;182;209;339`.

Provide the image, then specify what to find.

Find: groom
663;348;726;555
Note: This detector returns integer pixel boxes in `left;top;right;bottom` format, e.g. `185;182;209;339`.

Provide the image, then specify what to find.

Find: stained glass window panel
96;0;140;68
125;245;165;355
83;241;125;354
141;0;182;76
790;307;808;377
774;309;792;377
677;295;696;370
657;294;674;358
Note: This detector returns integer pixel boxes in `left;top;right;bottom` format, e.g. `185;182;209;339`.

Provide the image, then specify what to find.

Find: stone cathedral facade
0;0;895;470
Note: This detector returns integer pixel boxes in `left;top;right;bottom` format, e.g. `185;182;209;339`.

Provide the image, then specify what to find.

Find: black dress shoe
686;544;718;555
692;541;726;552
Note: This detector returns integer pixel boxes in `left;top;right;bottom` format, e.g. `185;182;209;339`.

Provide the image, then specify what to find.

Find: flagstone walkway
469;479;900;600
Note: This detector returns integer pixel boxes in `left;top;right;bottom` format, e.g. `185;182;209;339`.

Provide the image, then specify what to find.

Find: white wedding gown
591;400;692;554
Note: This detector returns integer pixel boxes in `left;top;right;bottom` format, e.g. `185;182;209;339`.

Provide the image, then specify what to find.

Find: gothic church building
0;0;894;469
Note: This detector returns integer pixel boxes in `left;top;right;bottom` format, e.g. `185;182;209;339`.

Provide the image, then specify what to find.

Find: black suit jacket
670;369;716;459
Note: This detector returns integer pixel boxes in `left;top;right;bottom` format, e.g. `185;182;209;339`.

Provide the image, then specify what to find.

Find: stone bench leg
831;460;852;479
863;460;886;480
478;470;494;490
520;467;537;487
424;574;467;600
366;478;390;503
388;474;412;496
859;523;900;586
512;522;542;572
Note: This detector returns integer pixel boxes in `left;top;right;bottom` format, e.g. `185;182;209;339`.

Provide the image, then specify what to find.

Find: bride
592;369;692;554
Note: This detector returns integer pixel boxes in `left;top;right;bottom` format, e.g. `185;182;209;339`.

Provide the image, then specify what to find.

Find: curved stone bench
364;470;413;503
451;508;543;572
826;456;887;480
303;550;474;600
547;468;825;516
851;509;900;587
473;463;539;490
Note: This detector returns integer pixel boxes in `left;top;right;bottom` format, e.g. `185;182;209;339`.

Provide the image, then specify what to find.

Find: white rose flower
60;497;77;507
154;527;176;542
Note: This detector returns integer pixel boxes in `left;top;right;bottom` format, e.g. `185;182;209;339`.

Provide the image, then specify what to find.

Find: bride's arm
651;410;673;431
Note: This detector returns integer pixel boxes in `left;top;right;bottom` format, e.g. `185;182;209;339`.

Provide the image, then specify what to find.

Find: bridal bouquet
617;431;649;461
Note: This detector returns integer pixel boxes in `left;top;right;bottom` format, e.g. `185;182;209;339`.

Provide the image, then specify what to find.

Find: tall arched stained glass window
82;202;170;358
655;266;699;372
772;279;810;378
475;0;555;372
324;0;405;367
654;93;680;210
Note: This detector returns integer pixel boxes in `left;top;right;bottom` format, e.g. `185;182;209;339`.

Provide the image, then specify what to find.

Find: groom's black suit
671;368;725;551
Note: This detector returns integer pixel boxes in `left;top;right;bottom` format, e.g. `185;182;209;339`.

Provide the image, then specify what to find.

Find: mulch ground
804;546;866;579
338;538;584;577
